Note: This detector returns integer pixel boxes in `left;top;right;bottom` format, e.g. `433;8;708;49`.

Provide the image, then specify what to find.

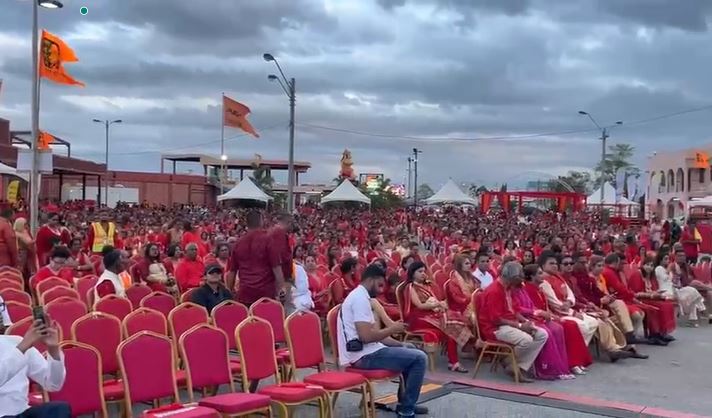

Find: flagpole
29;0;40;234
220;93;226;192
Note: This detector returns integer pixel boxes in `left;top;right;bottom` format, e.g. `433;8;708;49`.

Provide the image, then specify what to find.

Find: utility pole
600;128;609;203
412;148;422;208
407;157;412;199
287;77;296;213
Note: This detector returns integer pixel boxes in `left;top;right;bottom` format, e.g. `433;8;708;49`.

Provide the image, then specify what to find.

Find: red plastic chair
211;300;248;350
285;311;369;416
122;307;168;338
36;277;71;297
0;288;32;305
45;296;87;342
0;278;23;292
75;275;98;308
326;305;399;416
40;286;80;305
6;301;32;323
140;291;176;319
125;283;152;310
236;317;327;418
117;331;218;418
72;312;123;375
168;302;209;344
179;324;271;416
94;295;132;322
46;342;109;418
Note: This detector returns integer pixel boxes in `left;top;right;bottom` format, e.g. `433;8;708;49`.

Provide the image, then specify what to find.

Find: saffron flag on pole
39;30;85;87
223;95;259;138
38;131;53;150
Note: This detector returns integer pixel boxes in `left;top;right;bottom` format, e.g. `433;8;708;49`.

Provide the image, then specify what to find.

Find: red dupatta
544;273;569;302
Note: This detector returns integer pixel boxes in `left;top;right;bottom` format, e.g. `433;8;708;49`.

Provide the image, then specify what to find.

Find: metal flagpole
30;0;40;234
221;93;226;191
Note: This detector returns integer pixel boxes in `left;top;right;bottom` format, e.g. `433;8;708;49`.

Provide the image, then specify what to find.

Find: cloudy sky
2;0;712;190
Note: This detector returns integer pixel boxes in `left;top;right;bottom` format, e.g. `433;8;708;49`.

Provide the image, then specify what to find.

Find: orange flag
223;95;259;138
39;30;85;87
38;131;53;150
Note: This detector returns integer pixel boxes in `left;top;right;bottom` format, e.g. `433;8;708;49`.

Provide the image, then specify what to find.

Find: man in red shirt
175;243;205;292
227;210;283;306
681;219;701;264
34;246;75;286
477;261;547;383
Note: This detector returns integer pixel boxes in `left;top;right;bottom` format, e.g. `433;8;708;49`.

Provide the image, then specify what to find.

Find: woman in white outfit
655;252;705;326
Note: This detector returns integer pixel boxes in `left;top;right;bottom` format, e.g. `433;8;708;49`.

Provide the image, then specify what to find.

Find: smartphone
32;306;46;326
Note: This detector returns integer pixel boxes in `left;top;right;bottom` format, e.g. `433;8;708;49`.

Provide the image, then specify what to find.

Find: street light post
93;119;122;207
578;111;622;203
264;53;296;213
407;157;413;199
29;0;63;234
412;148;422;208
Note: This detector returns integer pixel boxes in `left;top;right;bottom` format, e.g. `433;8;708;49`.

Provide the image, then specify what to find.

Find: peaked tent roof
321;180;371;205
217;176;273;203
424;179;478;205
0;162;28;181
587;182;639;206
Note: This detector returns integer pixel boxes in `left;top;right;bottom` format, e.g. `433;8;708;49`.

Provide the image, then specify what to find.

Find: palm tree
250;163;274;194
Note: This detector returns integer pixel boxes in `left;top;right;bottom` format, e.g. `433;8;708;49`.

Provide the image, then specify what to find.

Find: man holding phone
0;317;69;417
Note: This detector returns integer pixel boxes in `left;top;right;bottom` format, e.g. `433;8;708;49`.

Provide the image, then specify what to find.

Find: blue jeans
4;402;71;418
352;346;427;417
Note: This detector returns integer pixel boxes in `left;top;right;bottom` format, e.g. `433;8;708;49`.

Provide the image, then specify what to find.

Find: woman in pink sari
514;264;574;380
403;261;472;373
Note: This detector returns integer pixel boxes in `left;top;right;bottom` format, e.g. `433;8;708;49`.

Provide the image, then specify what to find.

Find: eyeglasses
561;262;574;266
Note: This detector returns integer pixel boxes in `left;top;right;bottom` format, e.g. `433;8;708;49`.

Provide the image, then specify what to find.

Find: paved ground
127;324;711;417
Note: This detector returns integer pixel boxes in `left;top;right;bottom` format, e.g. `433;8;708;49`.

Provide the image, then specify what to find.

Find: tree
594;143;640;192
250;164;274;195
359;177;403;209
499;183;508;192
547;170;593;194
417;184;435;200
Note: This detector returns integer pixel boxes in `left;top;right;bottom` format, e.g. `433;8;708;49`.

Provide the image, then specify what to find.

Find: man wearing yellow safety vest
85;211;118;256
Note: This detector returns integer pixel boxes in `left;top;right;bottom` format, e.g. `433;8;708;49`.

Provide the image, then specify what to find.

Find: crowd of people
2;201;712;416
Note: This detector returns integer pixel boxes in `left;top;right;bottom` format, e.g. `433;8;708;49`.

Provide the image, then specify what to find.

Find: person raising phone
0;317;69;417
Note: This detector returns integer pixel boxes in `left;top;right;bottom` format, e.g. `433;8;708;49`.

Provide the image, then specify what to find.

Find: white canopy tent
0;162;29;182
587;182;639;206
217;177;273;204
321;180;371;206
424;179;478;206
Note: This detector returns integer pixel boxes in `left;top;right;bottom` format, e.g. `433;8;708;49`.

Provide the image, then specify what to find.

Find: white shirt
0;295;12;326
95;269;126;300
0;335;66;416
655;266;675;295
292;264;314;312
474;269;494;289
337;285;385;366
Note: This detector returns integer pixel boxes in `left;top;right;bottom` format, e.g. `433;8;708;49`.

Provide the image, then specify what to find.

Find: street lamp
93;119;122;206
29;0;63;233
578;111;623;203
264;52;296;213
412;148;422;208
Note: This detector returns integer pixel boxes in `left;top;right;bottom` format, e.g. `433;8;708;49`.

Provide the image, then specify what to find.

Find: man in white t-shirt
473;252;494;289
337;264;428;417
0;295;12;333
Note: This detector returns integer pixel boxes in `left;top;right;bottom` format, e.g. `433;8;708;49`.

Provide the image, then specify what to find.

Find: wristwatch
517;323;522;329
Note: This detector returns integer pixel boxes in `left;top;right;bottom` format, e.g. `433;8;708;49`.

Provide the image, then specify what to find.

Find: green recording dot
80;6;88;15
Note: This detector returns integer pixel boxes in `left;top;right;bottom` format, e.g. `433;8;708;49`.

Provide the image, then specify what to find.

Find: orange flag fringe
39;30;85;87
38;131;53;150
223;95;259;138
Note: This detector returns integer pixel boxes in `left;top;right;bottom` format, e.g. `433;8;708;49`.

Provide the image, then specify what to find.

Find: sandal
448;363;469;373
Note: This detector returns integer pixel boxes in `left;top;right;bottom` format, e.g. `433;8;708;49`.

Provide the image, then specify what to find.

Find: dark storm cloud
2;0;712;188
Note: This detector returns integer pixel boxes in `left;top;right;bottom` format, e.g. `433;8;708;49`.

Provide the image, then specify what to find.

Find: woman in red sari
627;256;676;343
304;254;329;316
370;258;400;321
162;244;183;276
366;240;388;264
445;254;477;330
35;213;70;266
403;261;472;373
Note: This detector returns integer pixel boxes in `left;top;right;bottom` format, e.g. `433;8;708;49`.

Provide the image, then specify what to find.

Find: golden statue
339;149;355;180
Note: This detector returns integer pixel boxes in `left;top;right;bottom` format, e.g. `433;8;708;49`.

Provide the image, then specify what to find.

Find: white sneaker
571;366;587;375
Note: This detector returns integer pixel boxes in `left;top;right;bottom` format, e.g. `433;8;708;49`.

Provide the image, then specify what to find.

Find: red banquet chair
5;316;61;352
249;298;291;378
236;317;328;418
74;275;98;308
117;331;219;418
285;311;370;417
45;296;87;342
125;283;152;310
326;305;400;417
471;289;520;383
179;324;271;417
40;286;80;306
6;301;32;323
211;300;249;351
46;341;109;418
0;265;23;276
168;302;210;344
0;278;23;292
94;294;133;321
180;288;199;304
36;277;71;297
0;270;24;285
0;287;32;305
122;307;168;338
140;291;176;319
